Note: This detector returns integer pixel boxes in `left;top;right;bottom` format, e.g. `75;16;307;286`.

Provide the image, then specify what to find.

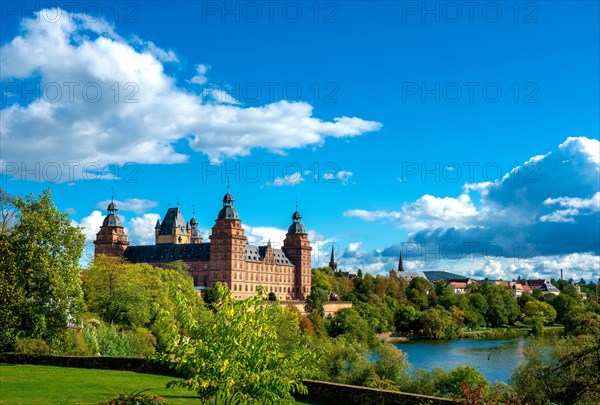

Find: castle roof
247;244;294;266
102;213;122;227
125;243;211;262
159;208;187;236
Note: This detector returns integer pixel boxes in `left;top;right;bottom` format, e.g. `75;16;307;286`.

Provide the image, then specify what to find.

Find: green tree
420;308;454;339
305;287;328;317
158;283;318;404
0;189;85;345
394;305;421;331
327;307;373;345
435;366;487;398
512;334;600;404
522;300;557;334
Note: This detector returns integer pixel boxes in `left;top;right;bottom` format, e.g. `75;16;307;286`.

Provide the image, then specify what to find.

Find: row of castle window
233;273;291;283
233;284;291;293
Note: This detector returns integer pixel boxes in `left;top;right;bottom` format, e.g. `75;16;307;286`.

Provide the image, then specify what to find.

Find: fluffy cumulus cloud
0;9;381;181
72;210;105;242
129;213;161;245
263;171;304;187
96;198;158;214
341;137;600;280
323;170;354;185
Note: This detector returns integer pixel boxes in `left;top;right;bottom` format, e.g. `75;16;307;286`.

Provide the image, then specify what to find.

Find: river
393;337;531;383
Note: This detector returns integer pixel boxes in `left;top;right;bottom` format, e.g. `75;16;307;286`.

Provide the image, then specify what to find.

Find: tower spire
329;244;337;271
398;252;405;272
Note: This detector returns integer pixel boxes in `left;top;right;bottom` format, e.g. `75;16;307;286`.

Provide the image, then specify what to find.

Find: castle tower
328;244;337;272
283;205;312;300
94;199;129;257
189;215;203;244
156;207;189;244
209;188;246;289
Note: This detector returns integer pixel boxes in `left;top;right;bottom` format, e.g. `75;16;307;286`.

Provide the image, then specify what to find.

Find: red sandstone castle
94;190;312;300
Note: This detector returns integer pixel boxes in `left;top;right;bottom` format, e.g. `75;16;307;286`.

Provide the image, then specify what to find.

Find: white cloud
128;213;160;245
242;224;287;247
96;198;158;214
344;193;477;230
71;210;105;242
559;136;600;165
323;170;354;185
344;209;402;221
0;10;381;181
263;171;304;187
201;88;240;105
190;63;210;85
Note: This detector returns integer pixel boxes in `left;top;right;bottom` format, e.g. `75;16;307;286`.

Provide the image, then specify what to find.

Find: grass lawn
0;364;319;404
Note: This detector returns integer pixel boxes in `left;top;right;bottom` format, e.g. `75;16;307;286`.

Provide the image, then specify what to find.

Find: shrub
129;327;156;357
95;324;136;357
14;337;50;355
99;390;165;404
50;329;94;356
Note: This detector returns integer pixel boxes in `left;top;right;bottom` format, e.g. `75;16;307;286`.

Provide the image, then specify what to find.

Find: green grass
0;364;320;404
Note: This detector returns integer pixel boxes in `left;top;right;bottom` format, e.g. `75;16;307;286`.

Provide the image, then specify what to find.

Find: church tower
283;205;312;300
94;199;129;257
398;252;405;272
328;244;337;272
209;187;246;289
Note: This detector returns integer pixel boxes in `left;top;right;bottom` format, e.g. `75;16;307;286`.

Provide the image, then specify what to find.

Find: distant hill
423;271;466;282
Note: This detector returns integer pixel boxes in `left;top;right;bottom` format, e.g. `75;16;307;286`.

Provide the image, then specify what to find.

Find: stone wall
297;380;457;405
279;300;353;316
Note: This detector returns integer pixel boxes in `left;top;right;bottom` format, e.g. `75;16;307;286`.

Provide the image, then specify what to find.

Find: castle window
204;264;208;269
234;285;237;291
234;273;237;280
245;285;248;291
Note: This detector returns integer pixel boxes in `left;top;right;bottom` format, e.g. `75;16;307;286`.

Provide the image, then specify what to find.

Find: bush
99;391;165;404
95;324;136;357
129;327;156;357
14;338;50;355
50;329;94;356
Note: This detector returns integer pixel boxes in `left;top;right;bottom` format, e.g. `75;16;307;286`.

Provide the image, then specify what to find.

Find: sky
1;1;599;281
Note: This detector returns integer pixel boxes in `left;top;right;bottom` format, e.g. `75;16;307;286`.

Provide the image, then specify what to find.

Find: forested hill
423;271;466;282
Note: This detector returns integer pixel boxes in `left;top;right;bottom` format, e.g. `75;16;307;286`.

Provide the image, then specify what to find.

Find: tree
158;283;318;404
512;334;600;404
420;308;454;339
522;301;556;334
327;307;373;344
435;366;487;398
394;305;421;331
84;256;151;327
84;255;207;350
305;287;328;317
0;189;85;345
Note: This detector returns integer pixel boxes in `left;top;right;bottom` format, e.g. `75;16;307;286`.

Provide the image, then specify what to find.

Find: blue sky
1;1;599;280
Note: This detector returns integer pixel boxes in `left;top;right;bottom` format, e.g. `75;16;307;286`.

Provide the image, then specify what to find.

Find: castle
94;190;312;301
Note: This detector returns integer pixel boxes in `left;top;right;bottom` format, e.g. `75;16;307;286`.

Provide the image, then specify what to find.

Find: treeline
303;267;599;341
1;189;598;404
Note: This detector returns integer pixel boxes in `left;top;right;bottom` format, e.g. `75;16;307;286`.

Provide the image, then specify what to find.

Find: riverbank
377;325;564;343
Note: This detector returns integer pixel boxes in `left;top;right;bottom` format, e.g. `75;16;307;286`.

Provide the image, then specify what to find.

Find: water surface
393;337;531;383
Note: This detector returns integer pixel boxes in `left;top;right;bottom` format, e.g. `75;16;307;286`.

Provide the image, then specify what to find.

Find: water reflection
393;337;533;383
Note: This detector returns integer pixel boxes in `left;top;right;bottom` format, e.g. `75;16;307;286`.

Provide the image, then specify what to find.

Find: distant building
389;252;428;282
510;282;532;298
526;279;560;295
94;191;312;301
448;281;469;294
340;271;357;279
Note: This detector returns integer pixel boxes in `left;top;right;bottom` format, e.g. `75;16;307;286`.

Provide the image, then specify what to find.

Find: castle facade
94;190;312;300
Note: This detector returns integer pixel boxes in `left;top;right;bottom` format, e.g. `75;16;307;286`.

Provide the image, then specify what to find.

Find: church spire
398;252;405;272
329;244;337;271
